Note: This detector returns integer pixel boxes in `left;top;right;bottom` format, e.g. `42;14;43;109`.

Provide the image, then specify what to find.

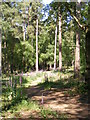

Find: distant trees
1;1;89;83
2;2;43;73
47;2;64;70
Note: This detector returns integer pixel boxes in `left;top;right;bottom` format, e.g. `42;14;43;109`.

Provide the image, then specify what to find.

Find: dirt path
29;71;59;86
21;71;89;119
2;71;88;119
26;86;89;119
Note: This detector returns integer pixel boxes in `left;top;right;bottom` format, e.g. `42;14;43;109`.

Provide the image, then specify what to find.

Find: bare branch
65;3;86;31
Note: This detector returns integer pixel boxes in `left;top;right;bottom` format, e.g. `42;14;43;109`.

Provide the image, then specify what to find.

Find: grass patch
2;99;68;119
36;72;43;77
38;78;87;96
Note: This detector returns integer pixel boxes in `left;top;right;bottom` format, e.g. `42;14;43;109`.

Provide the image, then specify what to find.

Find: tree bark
74;2;81;78
22;20;26;72
36;17;38;72
54;24;57;70
75;31;80;78
59;12;62;71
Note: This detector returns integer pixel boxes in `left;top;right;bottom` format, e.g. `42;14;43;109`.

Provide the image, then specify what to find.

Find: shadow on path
25;82;89;119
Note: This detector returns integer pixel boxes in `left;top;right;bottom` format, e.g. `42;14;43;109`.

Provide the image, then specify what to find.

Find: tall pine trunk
59;11;62;71
22;22;25;72
74;2;81;78
54;24;57;70
36;17;38;72
22;3;26;72
75;31;80;78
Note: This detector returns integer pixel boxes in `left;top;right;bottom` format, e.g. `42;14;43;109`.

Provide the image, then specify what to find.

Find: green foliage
38;74;87;96
2;72;45;111
2;1;88;72
2;98;68;119
62;31;75;66
2;2;44;73
76;82;87;94
40;107;57;118
1;1;89;119
2;75;28;111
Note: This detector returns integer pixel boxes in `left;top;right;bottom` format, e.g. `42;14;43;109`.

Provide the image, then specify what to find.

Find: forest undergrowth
1;69;88;119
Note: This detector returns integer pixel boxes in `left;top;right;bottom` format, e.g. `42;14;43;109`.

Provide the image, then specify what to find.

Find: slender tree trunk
23;0;25;41
75;31;80;77
22;21;25;72
36;17;38;72
54;24;57;70
74;2;81;78
59;12;62;71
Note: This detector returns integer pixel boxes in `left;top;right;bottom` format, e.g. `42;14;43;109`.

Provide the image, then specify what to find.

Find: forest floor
25;71;89;119
2;70;89;119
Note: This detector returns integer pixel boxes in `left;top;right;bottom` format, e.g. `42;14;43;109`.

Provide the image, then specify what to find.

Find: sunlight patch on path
30;77;44;86
30;71;59;86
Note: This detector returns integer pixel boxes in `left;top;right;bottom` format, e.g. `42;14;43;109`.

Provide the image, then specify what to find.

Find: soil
26;85;89;119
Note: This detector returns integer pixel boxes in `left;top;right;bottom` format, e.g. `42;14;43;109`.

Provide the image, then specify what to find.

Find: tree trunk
59;12;62;71
75;31;80;78
74;2;81;78
36;17;38;72
22;22;26;72
54;24;57;70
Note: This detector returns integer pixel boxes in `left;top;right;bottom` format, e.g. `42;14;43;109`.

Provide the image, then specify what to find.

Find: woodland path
21;71;89;119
